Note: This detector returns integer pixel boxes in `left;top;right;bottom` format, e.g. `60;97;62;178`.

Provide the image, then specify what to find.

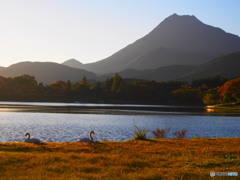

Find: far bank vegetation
0;74;239;105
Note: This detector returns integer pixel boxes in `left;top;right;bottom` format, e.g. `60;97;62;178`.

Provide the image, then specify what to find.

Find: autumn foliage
218;78;240;104
0;73;239;105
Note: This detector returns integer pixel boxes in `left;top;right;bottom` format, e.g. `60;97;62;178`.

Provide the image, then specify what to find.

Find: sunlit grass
0;138;239;179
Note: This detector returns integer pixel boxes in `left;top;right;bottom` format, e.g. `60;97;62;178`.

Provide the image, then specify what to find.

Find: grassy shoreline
205;104;240;113
0;138;239;179
206;105;240;110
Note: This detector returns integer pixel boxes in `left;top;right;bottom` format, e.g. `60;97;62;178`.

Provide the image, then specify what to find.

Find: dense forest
0;74;238;106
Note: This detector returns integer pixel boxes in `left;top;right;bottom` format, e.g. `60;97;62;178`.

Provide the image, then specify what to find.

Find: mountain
100;65;198;81
0;62;97;84
182;51;240;80
82;14;240;74
100;51;240;82
1;51;239;84
62;59;85;69
125;65;198;81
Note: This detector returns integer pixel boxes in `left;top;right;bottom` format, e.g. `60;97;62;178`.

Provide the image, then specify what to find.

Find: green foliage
193;136;200;139
111;73;122;92
80;76;89;86
203;87;220;105
191;76;228;89
171;85;202;105
133;125;148;140
10;75;38;99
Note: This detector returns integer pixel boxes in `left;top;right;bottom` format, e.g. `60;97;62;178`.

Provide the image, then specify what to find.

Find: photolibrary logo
210;171;238;177
210;171;215;177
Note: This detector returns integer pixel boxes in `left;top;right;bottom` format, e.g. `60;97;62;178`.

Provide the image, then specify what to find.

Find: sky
0;0;239;67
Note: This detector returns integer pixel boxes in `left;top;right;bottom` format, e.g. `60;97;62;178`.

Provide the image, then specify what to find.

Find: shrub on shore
133;125;148;140
152;128;171;139
173;129;188;139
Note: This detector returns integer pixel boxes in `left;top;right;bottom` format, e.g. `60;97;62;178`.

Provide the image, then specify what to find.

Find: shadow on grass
126;139;158;143
177;173;210;180
196;163;221;169
0;142;49;153
138;175;164;180
76;166;101;174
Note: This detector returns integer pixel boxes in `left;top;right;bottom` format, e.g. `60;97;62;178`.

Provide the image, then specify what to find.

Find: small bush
152;128;171;139
173;129;188;139
193;135;200;139
133;125;148;140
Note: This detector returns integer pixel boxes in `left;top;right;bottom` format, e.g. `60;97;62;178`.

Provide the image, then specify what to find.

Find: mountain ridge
1;14;240;83
80;14;240;74
108;51;240;82
0;51;239;83
181;51;240;80
0;61;96;84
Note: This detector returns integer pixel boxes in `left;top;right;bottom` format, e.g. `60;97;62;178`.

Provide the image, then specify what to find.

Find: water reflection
0;102;240;116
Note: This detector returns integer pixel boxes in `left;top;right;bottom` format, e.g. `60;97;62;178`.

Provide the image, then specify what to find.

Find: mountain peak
161;13;202;27
143;13;240;55
148;14;204;41
84;14;240;74
62;59;85;69
169;13;197;18
63;59;83;64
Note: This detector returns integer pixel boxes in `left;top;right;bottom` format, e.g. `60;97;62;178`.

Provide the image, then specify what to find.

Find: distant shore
206;105;240;110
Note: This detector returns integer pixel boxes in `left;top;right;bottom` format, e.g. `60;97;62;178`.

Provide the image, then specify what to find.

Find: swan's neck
89;132;93;141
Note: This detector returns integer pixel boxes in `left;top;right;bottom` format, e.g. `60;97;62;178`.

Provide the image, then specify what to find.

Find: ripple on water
0;112;240;142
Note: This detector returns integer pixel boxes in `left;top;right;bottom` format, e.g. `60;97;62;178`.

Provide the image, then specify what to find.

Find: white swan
79;131;95;142
24;133;42;143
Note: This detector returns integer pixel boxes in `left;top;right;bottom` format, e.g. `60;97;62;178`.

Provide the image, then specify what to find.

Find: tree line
0;74;238;105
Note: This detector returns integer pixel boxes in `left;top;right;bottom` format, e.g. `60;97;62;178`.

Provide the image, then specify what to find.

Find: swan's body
79;131;95;142
24;133;42;143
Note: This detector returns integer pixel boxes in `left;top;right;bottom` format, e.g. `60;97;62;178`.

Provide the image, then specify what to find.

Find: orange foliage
218;77;240;104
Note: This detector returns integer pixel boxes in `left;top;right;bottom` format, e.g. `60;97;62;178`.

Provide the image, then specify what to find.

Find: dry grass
0;138;239;179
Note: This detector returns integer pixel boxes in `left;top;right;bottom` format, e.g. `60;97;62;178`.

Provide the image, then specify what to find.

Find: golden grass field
0;138;239;179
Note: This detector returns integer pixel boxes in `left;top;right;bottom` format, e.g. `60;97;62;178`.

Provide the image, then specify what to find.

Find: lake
0;102;240;142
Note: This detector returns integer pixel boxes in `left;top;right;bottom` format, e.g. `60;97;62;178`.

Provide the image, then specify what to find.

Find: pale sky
0;0;239;67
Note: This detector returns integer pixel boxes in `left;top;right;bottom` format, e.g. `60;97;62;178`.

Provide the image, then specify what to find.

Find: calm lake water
0;102;240;142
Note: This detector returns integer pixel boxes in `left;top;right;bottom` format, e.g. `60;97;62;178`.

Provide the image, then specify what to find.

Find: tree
203;88;220;105
49;81;68;96
12;75;38;97
171;85;202;105
0;76;14;99
91;82;102;98
218;78;240;104
191;76;228;89
66;80;72;96
111;73;122;92
72;77;90;97
80;76;89;86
